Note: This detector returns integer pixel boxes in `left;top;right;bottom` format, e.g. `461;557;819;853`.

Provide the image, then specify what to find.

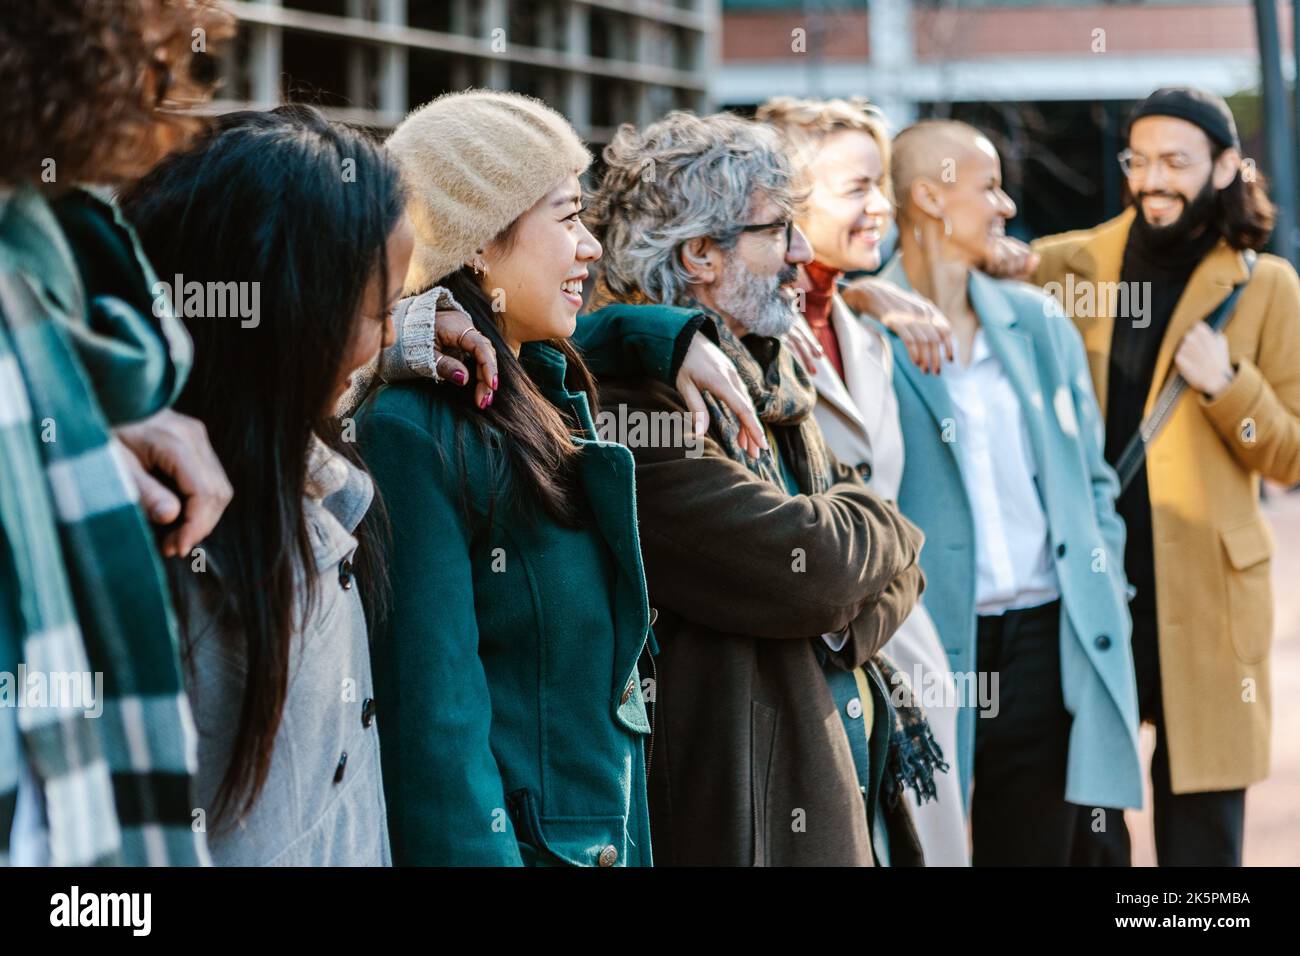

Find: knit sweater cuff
378;285;466;383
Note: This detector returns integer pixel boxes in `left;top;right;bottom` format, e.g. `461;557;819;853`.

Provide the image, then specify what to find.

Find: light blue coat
872;259;1143;811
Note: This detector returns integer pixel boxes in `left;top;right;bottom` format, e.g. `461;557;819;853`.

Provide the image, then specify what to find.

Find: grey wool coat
178;440;391;866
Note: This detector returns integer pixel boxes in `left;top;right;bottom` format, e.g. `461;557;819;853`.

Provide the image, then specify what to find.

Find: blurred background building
213;1;1296;244
720;0;1290;239
215;1;717;143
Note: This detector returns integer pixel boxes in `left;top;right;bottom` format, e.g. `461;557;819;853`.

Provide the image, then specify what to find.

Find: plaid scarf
685;300;946;808
0;185;207;866
875;655;949;808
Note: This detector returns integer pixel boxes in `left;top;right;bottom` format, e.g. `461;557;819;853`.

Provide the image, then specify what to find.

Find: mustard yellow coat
1032;208;1300;793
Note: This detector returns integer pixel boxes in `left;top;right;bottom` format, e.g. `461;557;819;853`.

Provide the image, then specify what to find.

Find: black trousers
971;599;1082;866
1072;608;1246;867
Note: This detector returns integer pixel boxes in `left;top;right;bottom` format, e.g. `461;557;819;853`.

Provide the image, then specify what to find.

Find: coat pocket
750;701;778;867
506;788;629;867
1219;516;1275;665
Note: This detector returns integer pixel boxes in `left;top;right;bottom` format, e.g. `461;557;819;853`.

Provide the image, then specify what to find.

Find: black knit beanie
1125;87;1240;150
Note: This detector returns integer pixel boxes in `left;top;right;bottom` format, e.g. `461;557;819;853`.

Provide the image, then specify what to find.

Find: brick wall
722;4;1292;62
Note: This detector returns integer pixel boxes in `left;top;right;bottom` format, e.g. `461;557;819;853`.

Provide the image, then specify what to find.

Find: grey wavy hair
587;111;804;306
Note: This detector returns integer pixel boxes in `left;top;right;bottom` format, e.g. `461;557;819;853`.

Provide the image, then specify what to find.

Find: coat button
649;606;658;627
361;697;376;728
333;751;348;783
846;697;863;719
1056;542;1067;558
597;844;618;867
338;558;354;590
620;679;634;705
1095;634;1112;651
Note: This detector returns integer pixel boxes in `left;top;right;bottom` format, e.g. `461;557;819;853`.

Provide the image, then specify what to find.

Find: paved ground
1125;486;1300;866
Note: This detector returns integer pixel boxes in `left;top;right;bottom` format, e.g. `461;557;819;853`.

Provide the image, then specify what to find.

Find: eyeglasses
1117;148;1210;179
737;218;794;249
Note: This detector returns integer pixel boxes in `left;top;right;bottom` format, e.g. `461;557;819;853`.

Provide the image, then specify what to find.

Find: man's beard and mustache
1132;174;1219;249
713;258;800;338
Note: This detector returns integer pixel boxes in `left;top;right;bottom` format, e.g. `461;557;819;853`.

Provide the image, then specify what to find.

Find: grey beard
713;257;796;338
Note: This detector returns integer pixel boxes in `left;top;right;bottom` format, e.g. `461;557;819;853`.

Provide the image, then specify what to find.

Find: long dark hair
119;105;405;824
1212;144;1276;252
436;256;597;529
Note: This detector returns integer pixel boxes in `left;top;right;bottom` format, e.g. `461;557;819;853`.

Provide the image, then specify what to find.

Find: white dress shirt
943;328;1060;615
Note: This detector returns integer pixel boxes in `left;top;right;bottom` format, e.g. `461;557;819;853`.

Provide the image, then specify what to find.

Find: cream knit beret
386;89;592;294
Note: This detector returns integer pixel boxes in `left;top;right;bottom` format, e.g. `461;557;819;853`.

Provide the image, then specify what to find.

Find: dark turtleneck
799;260;846;380
1106;214;1222;614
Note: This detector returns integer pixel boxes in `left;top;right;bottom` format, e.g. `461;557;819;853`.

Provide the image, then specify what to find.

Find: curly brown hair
0;0;234;187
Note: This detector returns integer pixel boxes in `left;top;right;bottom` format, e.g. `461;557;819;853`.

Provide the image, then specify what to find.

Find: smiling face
332;213;413;410
478;172;602;351
936;136;1017;268
1126;115;1238;238
702;191;813;338
798;129;892;272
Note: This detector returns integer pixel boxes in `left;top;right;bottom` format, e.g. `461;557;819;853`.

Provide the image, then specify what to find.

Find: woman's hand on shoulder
389;287;500;410
675;337;768;460
841;277;953;375
425;295;498;410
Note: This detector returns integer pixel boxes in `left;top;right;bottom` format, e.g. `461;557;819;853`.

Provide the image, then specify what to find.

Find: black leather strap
1114;254;1256;495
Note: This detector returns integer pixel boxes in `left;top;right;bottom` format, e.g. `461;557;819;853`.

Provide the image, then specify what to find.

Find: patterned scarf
683;299;946;808
683;299;834;495
0;185;207;866
876;655;949;808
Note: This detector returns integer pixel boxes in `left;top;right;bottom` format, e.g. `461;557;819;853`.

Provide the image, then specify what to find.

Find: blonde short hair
757;96;893;203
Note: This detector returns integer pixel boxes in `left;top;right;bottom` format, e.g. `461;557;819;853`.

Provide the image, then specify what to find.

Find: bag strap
1114;252;1256;494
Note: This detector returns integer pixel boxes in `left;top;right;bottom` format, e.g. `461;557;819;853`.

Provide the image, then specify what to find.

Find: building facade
216;1;718;142
719;0;1287;234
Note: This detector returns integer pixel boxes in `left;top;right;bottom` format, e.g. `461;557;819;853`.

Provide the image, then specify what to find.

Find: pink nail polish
491;374;499;390
453;369;467;386
481;391;493;409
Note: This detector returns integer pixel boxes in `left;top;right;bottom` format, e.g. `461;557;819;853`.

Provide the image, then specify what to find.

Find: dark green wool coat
358;307;699;866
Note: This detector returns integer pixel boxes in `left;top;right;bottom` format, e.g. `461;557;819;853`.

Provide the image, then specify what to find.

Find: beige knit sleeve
378;285;468;383
334;286;468;418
